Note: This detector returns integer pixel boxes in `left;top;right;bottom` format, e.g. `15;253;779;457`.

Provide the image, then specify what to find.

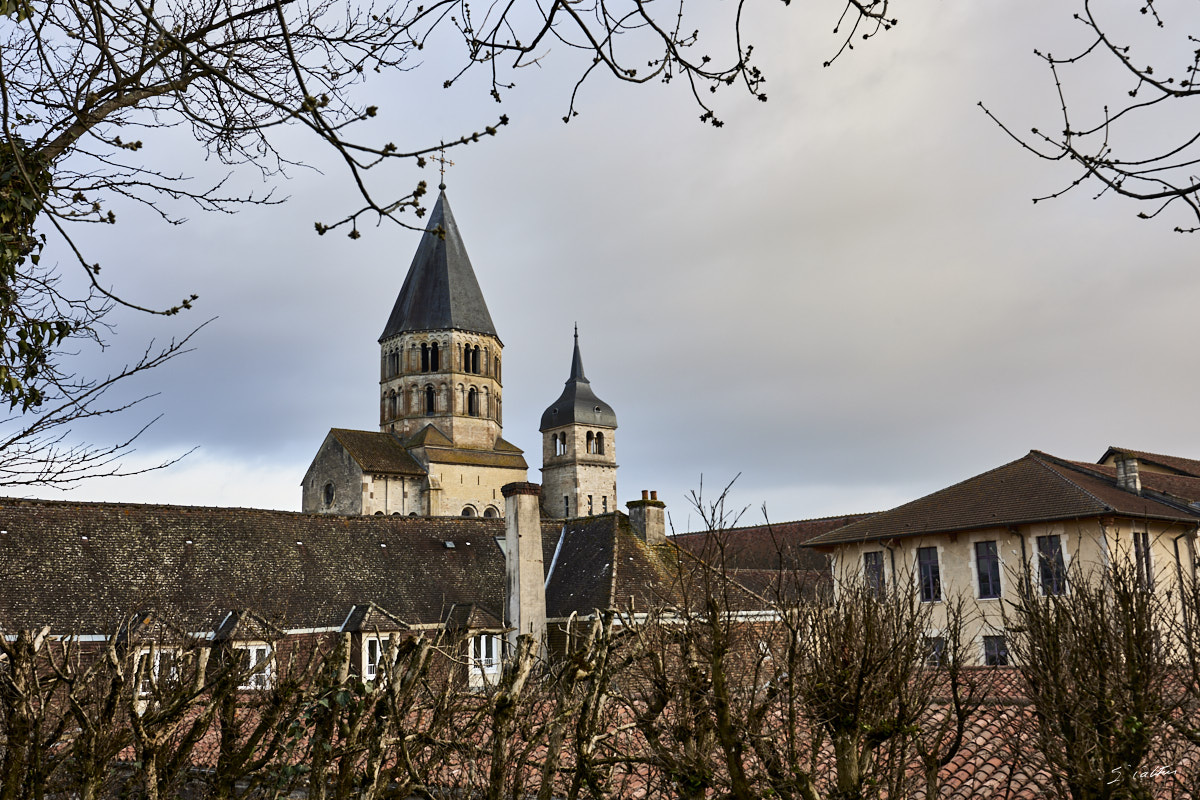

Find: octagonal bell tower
540;328;617;518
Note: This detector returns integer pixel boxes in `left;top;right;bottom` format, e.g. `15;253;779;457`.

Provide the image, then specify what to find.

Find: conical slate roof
540;330;617;430
379;191;498;341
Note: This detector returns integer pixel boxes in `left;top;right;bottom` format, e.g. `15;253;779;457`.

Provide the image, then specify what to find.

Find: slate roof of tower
539;331;617;430
804;450;1200;548
379;191;498;341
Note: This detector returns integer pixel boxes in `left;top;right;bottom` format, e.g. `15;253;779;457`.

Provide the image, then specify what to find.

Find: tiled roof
0;498;700;638
329;429;426;476
543;514;684;618
1100;446;1200;477
0;498;507;634
404;425;454;448
1066;459;1200;506
804;451;1200;548
422;446;528;470
672;515;868;571
671;516;865;601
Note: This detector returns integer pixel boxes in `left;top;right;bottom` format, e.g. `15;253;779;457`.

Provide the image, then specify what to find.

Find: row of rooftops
5;443;1196;636
0;498;686;636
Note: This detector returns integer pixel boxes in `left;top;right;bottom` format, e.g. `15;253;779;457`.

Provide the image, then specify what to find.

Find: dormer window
471;634;502;683
137;647;182;696
236;644;273;690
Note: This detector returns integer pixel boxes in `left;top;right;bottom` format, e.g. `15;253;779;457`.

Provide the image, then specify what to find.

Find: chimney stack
502;482;546;652
627;489;667;545
1116;455;1142;495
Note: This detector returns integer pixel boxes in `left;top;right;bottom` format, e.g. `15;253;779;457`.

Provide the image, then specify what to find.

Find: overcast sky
18;1;1200;531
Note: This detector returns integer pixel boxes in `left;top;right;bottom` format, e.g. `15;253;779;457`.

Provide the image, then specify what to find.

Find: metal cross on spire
431;145;455;190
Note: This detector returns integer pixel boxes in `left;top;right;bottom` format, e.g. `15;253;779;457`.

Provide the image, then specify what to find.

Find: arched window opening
495;358;501;382
483;387;490;418
483;347;489;376
586;431;595;454
421;343;430;372
374;511;384;516
471;346;480;374
596;432;605;455
483;507;499;518
430;342;440;371
462;506;476;517
323;483;335;507
468;387;479;417
463;343;471;371
424;385;435;415
388;392;398;419
457;384;465;414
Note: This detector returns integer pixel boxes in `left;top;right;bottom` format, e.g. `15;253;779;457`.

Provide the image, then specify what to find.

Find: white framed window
472;634;502;676
236;644;273;690
364;637;381;681
137;647;182;696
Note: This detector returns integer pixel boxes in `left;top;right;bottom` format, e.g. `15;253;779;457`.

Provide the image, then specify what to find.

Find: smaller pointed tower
540;328;617;518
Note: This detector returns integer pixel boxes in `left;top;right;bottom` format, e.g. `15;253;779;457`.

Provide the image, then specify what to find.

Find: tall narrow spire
539;328;616;431
379;191;497;341
569;324;587;382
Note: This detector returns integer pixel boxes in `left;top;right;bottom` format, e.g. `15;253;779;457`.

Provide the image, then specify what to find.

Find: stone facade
378;329;503;450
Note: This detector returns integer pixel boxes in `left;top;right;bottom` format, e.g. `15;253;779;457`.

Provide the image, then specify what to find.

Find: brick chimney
1116;455;1142;495
627;490;667;545
502;482;546;651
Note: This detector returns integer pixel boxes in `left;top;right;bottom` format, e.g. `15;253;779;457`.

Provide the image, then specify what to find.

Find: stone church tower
539;329;618;518
302;189;528;517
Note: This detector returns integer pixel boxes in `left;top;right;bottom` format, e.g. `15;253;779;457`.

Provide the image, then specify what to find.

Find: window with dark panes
975;540;1001;599
918;546;941;602
1037;535;1066;595
863;551;885;598
1134;530;1153;591
983;635;1009;666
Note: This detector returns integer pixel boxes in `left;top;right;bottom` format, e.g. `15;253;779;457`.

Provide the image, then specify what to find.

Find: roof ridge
675;511;877;537
1027;451;1115;511
607;514;620;611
